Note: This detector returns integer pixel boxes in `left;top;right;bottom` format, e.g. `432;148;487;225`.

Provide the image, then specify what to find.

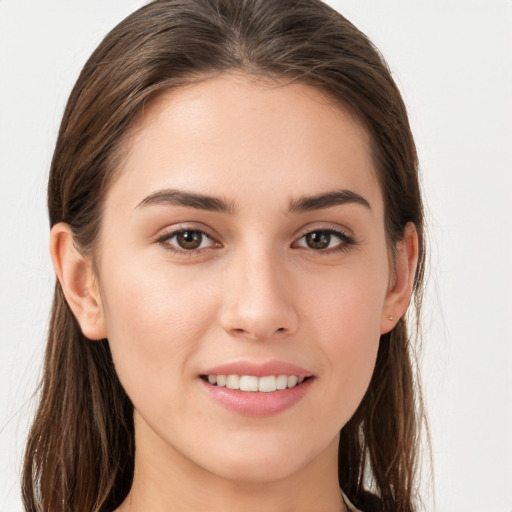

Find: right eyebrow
136;188;236;214
288;189;372;213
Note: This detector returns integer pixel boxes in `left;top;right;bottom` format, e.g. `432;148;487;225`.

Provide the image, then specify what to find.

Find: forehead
108;73;382;215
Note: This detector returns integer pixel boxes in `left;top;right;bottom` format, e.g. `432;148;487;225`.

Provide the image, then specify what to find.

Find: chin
196;432;331;485
206;454;305;484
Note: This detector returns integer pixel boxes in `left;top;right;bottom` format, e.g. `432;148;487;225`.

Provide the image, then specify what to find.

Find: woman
22;1;426;511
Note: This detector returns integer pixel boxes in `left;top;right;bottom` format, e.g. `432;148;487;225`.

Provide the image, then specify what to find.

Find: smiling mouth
200;374;311;392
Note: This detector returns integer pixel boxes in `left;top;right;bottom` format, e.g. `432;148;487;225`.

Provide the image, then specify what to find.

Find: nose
219;249;299;341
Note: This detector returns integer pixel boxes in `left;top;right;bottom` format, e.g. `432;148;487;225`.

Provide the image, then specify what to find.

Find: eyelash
156;226;356;255
156;226;220;255
292;227;356;254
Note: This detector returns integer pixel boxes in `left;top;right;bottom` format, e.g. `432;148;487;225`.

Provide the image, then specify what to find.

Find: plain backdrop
1;1;511;511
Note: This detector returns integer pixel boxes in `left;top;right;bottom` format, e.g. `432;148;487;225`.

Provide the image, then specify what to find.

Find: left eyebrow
288;189;372;213
136;188;235;214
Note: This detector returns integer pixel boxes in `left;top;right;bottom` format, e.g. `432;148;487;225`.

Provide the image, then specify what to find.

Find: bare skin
51;73;418;512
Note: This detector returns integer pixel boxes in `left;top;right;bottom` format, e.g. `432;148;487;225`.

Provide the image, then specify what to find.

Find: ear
50;223;107;340
380;222;419;334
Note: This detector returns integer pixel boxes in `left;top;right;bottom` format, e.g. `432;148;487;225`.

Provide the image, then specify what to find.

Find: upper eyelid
160;229;214;242
298;228;346;238
156;223;218;241
293;224;354;240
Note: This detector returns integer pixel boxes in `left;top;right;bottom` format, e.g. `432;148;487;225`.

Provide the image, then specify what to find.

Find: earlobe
50;223;107;340
380;222;419;334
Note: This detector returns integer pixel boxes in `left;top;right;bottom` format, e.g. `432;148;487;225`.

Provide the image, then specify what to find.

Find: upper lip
200;360;313;378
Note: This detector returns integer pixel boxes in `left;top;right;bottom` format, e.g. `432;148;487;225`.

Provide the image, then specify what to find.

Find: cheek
98;259;217;407
302;260;388;417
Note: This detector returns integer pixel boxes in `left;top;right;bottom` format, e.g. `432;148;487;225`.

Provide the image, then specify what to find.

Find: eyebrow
136;189;235;214
288;189;371;213
136;187;371;214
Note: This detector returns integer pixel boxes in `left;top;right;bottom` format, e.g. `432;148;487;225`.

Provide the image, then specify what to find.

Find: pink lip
199;360;314;417
201;360;313;378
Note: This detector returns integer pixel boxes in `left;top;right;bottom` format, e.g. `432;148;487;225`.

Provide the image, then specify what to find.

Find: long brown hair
23;1;427;511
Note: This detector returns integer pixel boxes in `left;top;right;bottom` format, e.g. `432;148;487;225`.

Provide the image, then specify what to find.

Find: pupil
306;231;330;249
177;231;202;249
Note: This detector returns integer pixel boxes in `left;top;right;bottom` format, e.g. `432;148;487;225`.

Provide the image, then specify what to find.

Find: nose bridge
220;243;298;340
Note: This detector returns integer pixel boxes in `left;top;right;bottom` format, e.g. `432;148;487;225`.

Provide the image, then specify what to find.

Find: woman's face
95;74;394;483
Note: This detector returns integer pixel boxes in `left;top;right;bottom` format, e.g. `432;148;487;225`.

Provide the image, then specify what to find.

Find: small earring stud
387;315;394;321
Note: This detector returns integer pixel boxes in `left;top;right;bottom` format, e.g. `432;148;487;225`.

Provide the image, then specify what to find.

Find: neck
116;415;346;512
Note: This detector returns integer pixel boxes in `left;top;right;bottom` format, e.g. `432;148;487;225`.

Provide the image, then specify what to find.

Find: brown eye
305;231;331;250
176;230;203;249
159;228;218;253
294;228;355;253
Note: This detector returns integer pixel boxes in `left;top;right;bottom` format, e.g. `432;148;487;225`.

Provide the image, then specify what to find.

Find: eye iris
176;230;202;249
306;231;330;249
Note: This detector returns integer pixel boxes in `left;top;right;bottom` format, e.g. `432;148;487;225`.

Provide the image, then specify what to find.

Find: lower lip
200;378;313;417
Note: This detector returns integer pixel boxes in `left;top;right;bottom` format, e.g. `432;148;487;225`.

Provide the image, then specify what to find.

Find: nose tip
219;259;298;341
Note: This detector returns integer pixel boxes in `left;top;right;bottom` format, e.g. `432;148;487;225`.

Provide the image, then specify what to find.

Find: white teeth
239;375;259;392
206;374;307;391
259;375;277;392
226;374;240;390
276;375;288;390
287;375;298;388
